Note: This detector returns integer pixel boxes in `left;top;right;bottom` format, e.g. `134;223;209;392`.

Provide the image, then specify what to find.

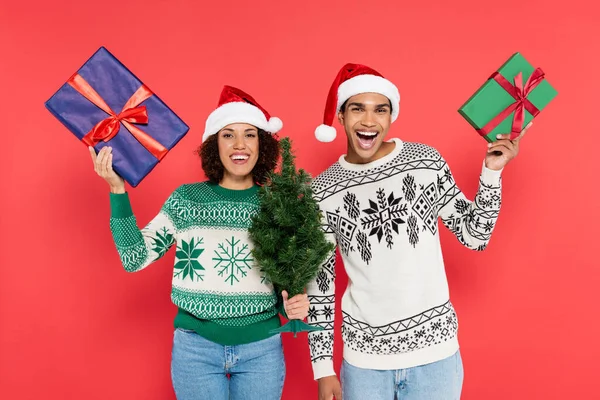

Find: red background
1;0;597;398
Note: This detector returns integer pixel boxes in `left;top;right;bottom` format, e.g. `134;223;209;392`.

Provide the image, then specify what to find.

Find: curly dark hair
198;129;280;185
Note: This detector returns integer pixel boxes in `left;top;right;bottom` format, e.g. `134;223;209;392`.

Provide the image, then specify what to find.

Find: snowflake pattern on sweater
109;182;279;328
306;138;502;379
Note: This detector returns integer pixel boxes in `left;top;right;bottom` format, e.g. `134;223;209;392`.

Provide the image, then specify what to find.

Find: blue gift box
45;46;189;187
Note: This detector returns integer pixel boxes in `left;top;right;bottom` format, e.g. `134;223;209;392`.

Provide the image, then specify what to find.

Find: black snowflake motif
323;305;334;320
454;199;470;215
360;188;408;249
437;167;453;193
316;269;330;293
432;321;442;331
356;231;372;264
381;338;392;347
479;198;492;208
407;215;420;248
415;328;426;339
346;331;357;342
471;212;482;229
362;334;375;344
398;336;409;344
308;306;319;322
343;192;361;220
402;174;417;203
483;220;495;232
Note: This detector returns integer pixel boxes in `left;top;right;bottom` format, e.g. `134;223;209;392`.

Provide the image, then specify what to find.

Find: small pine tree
248;137;335;337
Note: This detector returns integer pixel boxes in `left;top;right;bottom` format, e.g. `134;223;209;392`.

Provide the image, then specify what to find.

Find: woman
90;85;309;400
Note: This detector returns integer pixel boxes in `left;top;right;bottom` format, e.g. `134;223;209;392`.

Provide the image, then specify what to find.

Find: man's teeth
231;155;249;160
357;131;378;137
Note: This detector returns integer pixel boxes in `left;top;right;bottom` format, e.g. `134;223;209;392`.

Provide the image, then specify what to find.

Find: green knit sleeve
109;188;180;273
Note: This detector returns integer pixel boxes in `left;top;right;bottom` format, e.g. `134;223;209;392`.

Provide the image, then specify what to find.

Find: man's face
338;92;392;164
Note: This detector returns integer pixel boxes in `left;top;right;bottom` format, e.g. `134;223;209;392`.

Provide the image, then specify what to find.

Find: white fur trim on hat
337;74;401;122
202;102;282;142
315;124;337;142
268;117;283;133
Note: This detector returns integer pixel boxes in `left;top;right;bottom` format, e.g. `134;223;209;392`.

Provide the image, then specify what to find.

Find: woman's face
217;123;260;183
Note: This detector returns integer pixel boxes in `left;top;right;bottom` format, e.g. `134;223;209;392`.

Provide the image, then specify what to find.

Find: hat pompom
315;124;337;142
268;117;283;133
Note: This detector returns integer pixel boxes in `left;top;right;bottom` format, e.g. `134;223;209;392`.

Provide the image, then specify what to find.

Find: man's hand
485;122;532;171
318;375;342;400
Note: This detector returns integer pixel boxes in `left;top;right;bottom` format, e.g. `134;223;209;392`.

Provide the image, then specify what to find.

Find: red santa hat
315;63;400;143
203;85;283;142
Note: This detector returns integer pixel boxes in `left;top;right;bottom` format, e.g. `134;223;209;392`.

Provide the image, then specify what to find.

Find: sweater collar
207;182;259;200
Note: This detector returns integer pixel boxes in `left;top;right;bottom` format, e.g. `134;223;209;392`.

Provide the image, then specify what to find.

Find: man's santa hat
315;63;400;142
203;85;283;142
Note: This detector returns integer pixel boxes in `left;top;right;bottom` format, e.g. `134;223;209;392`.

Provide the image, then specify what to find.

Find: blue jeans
341;351;464;400
171;328;285;400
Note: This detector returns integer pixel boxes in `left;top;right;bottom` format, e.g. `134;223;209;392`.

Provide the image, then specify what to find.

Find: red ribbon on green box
476;68;545;140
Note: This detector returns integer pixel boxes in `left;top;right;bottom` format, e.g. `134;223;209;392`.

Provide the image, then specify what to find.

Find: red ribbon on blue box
68;73;168;160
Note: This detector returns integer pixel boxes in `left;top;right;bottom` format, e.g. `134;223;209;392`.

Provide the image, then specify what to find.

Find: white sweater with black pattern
306;137;503;379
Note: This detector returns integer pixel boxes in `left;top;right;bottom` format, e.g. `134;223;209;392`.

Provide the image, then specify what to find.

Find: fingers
285;294;309;311
88;146;97;167
96;147;108;173
284;293;310;320
514;121;533;142
334;386;342;400
107;153;114;174
285;293;308;305
287;309;309;320
488;136;516;154
102;148;112;176
281;290;289;303
487;142;512;155
319;388;336;400
94;147;115;177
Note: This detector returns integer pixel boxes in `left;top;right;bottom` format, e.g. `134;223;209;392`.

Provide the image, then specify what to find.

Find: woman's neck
219;174;254;190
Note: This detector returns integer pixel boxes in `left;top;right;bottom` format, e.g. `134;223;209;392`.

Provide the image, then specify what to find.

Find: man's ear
337;111;344;125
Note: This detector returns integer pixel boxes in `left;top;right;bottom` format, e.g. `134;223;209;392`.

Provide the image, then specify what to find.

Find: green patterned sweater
109;181;282;345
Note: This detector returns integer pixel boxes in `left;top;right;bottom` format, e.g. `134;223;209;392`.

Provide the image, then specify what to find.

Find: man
306;63;528;400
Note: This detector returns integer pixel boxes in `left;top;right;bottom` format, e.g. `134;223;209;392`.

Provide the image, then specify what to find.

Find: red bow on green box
458;53;558;143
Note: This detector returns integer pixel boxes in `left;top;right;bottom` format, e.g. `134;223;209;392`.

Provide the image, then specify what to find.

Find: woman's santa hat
315;63;400;142
203;85;283;142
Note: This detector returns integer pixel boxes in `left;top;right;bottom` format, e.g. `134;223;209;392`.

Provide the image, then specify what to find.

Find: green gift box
458;52;558;143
